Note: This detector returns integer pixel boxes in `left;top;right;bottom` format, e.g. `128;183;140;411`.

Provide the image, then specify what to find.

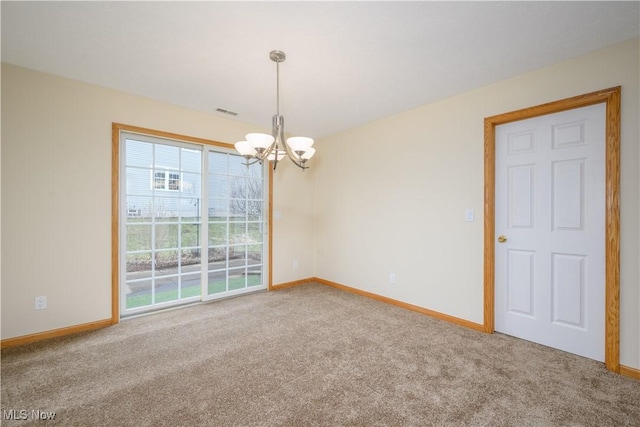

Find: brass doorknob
498;235;507;243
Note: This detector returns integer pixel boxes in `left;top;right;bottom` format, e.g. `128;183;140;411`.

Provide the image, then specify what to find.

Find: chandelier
234;50;315;171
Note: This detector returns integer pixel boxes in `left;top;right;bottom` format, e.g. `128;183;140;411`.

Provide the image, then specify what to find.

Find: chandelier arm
241;157;263;167
277;120;308;170
282;145;308;169
289;159;309;170
260;139;277;161
269;114;282;170
284;147;309;170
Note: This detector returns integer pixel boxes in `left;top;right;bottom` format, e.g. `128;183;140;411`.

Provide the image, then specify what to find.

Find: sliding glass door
120;131;267;317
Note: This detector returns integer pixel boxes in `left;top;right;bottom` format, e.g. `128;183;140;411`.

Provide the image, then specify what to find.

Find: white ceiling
2;1;638;139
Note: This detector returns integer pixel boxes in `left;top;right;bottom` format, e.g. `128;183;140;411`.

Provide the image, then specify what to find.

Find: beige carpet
2;283;639;426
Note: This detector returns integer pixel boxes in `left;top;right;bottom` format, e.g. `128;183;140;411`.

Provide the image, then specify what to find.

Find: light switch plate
465;208;474;222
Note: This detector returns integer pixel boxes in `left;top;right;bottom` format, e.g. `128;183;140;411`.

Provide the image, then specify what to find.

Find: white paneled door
495;103;605;361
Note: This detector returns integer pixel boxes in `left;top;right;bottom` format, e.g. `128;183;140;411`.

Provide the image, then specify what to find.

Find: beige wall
272;166;315;284
0;64;314;339
313;38;640;369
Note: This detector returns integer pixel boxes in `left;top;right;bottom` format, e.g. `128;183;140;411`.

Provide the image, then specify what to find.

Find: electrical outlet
35;296;47;310
389;273;396;284
293;260;299;269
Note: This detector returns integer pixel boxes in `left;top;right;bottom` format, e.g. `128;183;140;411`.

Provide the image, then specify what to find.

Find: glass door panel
206;150;265;297
123;136;202;315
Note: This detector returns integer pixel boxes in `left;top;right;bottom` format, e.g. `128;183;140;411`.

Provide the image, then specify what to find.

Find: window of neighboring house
153;170;181;191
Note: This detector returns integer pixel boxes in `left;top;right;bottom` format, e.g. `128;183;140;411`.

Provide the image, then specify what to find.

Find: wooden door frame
483;87;621;372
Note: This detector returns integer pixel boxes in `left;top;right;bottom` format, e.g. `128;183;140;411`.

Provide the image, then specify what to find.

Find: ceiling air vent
216;108;238;116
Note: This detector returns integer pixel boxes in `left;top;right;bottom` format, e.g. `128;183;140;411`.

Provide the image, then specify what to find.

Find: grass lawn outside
126;275;263;309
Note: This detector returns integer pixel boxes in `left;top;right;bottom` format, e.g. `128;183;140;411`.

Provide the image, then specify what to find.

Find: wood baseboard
270;277;316;290
620;365;640;380
311;277;485;332
1;318;114;349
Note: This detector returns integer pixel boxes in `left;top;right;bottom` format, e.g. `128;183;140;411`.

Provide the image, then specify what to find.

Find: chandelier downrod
270;50;285;117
